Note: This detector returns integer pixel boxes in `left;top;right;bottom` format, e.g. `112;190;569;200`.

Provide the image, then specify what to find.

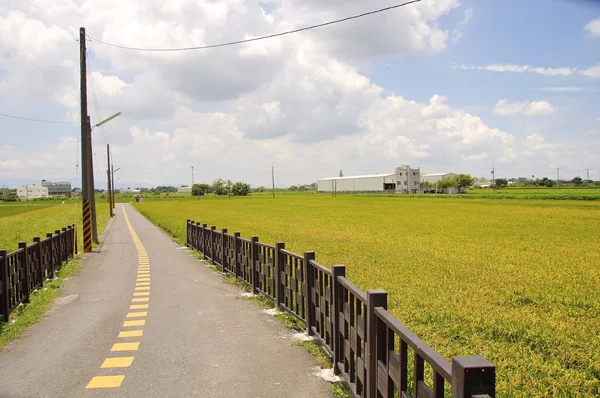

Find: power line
0;112;78;124
87;0;422;52
86;51;109;146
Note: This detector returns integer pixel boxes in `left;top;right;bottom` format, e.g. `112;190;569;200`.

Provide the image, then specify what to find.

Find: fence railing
187;220;495;398
0;225;77;322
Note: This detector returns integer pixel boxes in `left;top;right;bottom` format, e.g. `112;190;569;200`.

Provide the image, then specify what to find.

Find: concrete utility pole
556;167;560;186
586;168;590;182
491;166;495;186
107;144;113;217
80;27;93;253
271;164;275;199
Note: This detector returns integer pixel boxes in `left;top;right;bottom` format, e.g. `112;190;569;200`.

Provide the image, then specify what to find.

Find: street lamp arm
94;112;121;128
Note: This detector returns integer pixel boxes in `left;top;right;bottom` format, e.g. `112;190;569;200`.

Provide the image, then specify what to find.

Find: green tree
212;179;228;195
289;185;298;191
254;186;266;193
192;183;211;196
421;181;434;193
494;178;508;189
455;174;475;189
232;182;251;196
572;176;583;186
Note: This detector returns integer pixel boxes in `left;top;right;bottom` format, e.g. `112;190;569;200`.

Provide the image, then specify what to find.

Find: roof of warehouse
422;172;456;176
319;173;394;181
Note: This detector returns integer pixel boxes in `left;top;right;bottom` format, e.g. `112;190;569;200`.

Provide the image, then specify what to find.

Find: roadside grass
0;256;80;349
135;194;600;397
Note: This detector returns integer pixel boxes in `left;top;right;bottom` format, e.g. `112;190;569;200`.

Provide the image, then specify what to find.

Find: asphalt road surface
0;204;331;398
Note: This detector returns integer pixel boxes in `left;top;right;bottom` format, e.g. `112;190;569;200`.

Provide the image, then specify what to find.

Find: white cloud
584;18;600;38
493;100;556;117
581;65;600;78
456;63;576;76
539;86;600;92
451;7;473;42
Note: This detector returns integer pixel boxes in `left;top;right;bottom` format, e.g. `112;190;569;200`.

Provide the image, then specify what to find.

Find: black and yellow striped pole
82;201;92;252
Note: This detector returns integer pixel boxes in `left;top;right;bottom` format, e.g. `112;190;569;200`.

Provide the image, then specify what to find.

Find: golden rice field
134;194;600;397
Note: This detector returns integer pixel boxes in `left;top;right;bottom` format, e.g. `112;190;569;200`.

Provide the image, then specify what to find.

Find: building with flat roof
177;186;192;194
17;185;49;200
41;180;71;196
317;164;422;194
421;173;459;194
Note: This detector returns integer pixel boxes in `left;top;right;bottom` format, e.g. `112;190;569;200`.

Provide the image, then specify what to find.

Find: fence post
195;222;200;251
186;220;191;247
250;236;259;294
33;237;43;288
233;233;241;279
304;251;316;336
0;250;9;322
61;228;68;262
274;242;285;307
65;226;71;259
451;356;495;398
19;242;30;304
73;223;77;255
210;226;216;264
201;224;207;256
332;264;346;375
47;232;54;279
55;230;62;265
367;289;387;398
221;229;228;273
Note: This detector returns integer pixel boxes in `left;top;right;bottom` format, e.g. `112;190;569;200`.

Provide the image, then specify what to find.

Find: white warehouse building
317;165;423;194
17;185;49;200
317;173;396;193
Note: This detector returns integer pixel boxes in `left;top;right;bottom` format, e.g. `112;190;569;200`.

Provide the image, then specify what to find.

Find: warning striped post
82;200;92;253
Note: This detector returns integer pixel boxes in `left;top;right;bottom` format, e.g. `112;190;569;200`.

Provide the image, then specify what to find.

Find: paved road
0;204;331;398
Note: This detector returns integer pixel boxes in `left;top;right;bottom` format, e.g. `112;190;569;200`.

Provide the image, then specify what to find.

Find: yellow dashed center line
86;205;151;390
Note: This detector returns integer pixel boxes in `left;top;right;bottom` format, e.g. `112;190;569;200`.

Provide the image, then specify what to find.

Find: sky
0;0;599;189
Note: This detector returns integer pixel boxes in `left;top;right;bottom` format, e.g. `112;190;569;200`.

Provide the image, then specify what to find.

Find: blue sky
0;0;599;187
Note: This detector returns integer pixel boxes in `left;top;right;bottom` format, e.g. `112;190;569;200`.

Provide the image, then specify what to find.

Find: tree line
190;179;251;196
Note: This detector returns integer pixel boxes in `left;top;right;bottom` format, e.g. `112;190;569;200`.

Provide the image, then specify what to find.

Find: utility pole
87;116;98;244
107;144;113;217
491;166;495;186
80;27;92;253
556;166;560;186
271;164;275;199
111;164;116;209
586;168;590;182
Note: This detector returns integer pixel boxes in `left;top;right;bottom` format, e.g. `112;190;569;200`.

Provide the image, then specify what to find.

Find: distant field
0;203;110;251
134;194;600;397
0;204;57;218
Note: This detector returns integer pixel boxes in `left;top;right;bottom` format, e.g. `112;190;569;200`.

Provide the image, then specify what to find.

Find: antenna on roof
339;170;343;177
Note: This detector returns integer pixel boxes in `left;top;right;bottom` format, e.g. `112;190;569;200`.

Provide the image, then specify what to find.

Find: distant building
124;188;141;194
71;188;82;195
421;173;459;194
177;186;192;194
41;180;71;196
395;165;422;194
17;185;49;200
317;173;396;193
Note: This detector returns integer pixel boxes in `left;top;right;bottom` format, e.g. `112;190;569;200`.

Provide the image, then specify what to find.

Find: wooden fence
0;225;77;322
187;220;495;398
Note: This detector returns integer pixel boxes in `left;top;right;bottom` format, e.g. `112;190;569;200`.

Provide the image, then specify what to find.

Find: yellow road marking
134;292;150;296
111;342;140;352
132;297;149;303
135;286;150;291
126;311;147;318
123;320;146;327
101;357;135;368
118;330;143;338
136;282;150;285
86;375;125;388
129;304;148;310
137;279;150;283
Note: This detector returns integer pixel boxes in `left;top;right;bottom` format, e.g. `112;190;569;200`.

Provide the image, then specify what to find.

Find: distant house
177;186;191;194
124;188;141;194
71;188;82;195
17;185;49;200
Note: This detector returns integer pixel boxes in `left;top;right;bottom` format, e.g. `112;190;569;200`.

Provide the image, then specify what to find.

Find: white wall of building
177;187;192;193
317;174;394;192
17;185;49;200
